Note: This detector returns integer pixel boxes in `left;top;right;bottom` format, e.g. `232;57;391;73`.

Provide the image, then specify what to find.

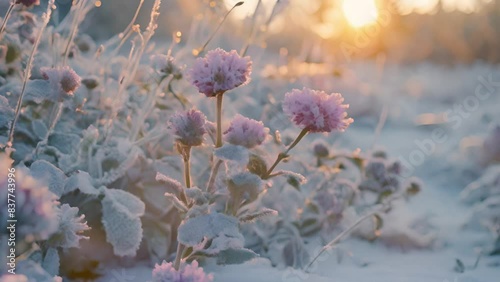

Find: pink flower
283;88;353;133
41;66;81;100
188;48;252;97
223;114;269;149
169;108;207;146
152;260;214;282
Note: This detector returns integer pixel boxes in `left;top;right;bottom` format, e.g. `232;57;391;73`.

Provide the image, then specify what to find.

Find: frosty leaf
155;172;183;193
25;80;56;103
103;188;145;217
42;248;60;276
48;133;81;155
185;186;208;204
32;119;48;140
177;213;240;246
228;172;263;203
275;170;307;185
164;192;188;213
64;171;100;196
30;160;66;198
216;248;258;265
0;95;14;129
214;144;249;166
239;208;278;223
101;189;145;257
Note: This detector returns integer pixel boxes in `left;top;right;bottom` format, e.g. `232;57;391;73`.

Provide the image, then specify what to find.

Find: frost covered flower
41;66;81;100
359;158;401;193
152;260;214;282
283;88;353;133
48;204;89;249
312;140;330;158
0;155;58;242
169;108;207;146
188;48;252;97
223;114;269;149
16;0;40;7
151;54;182;79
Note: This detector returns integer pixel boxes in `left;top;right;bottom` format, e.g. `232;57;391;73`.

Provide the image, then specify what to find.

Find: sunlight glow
342;0;379;27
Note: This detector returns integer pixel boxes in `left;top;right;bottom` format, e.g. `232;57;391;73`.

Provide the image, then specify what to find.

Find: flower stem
180;145;191;203
0;3;15;42
173;243;185;270
6;0;55;149
207;159;222;193
215;93;223;148
264;128;308;178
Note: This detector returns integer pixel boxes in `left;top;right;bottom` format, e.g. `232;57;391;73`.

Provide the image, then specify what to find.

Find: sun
342;0;379;28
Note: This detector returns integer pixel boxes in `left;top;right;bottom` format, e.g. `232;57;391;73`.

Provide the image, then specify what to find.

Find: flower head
169;108;207;146
152;260;214;282
16;0;40;7
188;48;252;97
41;66;81;100
283;88;353;133
0;154;58;242
151;54;183;79
223;114;269;149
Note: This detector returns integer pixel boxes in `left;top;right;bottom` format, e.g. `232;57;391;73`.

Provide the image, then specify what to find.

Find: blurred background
2;0;498;64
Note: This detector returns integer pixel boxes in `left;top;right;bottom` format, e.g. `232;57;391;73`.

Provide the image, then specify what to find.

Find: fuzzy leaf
155;172;183;193
25;80;56;103
32;119;48;140
48;133;81;155
0;96;14;129
178;213;240;246
30;160;66;198
64;171;100;196
216;248;258;265
101;189;145;257
214;144;249;166
239;208;278;223
164;192;188;213
42;248;60;277
49;204;89;249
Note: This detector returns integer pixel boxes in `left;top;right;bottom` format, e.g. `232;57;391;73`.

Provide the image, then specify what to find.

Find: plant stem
180;145;191;203
264;128;308;178
6;0;55;149
0;3;15;41
207;159;222;193
215;93;223;148
173;243;185;270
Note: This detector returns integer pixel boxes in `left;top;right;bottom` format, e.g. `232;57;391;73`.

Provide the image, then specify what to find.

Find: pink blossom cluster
41;66;81;100
283;88;353;133
224;114;269;149
188;48;252;97
152;260;214;282
169;108;207;147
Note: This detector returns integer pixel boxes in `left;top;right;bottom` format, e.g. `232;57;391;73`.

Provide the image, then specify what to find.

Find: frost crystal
40;66;81;100
152;260;214;282
169;108;207;146
188;48;252;97
224;114;269;149
283;88;353;133
49;204;89;249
